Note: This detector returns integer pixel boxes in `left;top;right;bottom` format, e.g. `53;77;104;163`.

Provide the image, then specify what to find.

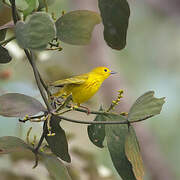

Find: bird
49;67;116;107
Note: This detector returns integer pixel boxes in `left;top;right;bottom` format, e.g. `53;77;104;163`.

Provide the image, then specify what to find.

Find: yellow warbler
50;67;116;106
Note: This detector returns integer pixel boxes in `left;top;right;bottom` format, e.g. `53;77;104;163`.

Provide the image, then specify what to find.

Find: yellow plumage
50;67;115;106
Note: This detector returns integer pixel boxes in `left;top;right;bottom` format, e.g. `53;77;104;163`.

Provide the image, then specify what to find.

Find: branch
0;36;16;45
9;0;51;97
32;120;47;168
9;0;53;156
24;50;51;97
66;105;115;116
9;0;19;23
9;0;52;112
3;0;23;12
34;121;47;152
43;0;48;13
58;114;153;125
27;50;52;112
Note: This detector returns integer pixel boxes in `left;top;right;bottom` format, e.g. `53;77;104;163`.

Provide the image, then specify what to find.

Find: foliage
15;12;56;49
98;0;130;50
55;10;101;45
0;0;166;179
42;154;72;180
87;107;105;148
0;93;46;117
44;115;71;162
125;126;144;180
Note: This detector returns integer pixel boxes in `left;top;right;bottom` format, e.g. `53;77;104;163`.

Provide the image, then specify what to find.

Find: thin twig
43;0;48;12
2;0;23;12
9;0;51;100
9;1;52;159
58;115;154;125
9;0;51;167
19;114;45;123
66;105;116;116
34;125;47;152
26;127;32;144
9;0;19;23
55;94;73;112
45;47;62;51
23;50;51;95
0;36;16;45
32;153;39;169
32;121;47;168
26;50;52;112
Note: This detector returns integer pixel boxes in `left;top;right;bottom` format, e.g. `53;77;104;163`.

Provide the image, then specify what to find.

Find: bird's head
91;67;116;80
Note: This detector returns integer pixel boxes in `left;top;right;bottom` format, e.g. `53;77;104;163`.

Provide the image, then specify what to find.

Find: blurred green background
0;0;180;179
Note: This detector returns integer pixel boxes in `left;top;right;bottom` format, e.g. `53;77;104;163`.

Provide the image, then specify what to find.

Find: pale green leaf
42;154;72;180
15;12;56;50
105;114;136;180
0;136;30;154
56;10;101;45
23;0;39;17
128;91;165;122
0;93;46;117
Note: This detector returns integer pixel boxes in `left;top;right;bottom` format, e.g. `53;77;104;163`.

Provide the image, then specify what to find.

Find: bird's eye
104;69;107;72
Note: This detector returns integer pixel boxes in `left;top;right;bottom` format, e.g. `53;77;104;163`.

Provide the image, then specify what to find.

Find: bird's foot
78;105;91;115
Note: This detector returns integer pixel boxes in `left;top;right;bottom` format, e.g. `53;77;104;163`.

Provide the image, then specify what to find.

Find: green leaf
12;0;29;11
23;0;39;18
15;12;56;50
0;93;46;117
128;91;165;122
42;154;72;180
55;10;101;45
87;107;105;148
3;0;38;13
105;114;136;180
44;115;71;163
0;136;30;154
98;0;130;50
0;45;12;63
125;126;144;180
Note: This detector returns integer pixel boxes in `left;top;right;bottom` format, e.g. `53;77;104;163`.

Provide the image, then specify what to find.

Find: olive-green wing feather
50;74;88;87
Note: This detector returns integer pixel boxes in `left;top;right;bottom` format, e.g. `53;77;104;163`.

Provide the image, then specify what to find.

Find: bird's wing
49;74;88;87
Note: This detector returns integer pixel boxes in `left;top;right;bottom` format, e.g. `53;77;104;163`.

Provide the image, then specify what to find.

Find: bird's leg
78;105;91;115
54;108;73;115
66;102;91;115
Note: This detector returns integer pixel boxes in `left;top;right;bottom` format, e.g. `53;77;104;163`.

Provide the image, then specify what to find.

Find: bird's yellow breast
64;76;103;105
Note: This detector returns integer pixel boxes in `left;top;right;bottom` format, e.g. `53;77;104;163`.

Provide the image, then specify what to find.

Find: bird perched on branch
49;67;116;107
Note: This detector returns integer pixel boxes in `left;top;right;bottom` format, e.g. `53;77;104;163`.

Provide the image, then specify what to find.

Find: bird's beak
110;71;117;75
